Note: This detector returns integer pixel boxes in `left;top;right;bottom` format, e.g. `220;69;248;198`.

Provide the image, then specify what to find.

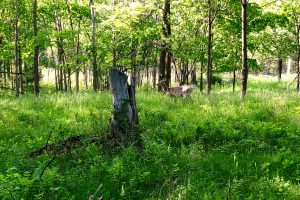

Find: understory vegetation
1;77;300;199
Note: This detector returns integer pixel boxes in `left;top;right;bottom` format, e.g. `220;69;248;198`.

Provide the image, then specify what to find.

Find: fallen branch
30;135;85;157
286;74;299;91
39;156;56;178
30;134;121;158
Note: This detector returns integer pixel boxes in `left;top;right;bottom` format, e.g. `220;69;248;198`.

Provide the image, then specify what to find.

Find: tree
241;0;248;98
90;0;99;92
33;0;39;95
279;0;300;91
158;0;171;91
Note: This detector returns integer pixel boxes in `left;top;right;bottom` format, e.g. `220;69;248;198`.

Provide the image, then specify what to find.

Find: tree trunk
165;0;171;87
241;0;248;98
0;62;2;88
200;60;204;92
206;0;212;95
159;0;171;90
19;46;23;94
33;0;39;96
0;36;3;88
146;64;149;85
109;68;138;141
297;21;300;92
277;58;283;81
55;12;64;92
152;58;157;88
84;67;88;89
129;76;139;125
191;64;197;85
68;67;72;92
90;0;99;92
287;56;292;75
4;62;8;87
14;0;20;97
233;70;236;93
63;68;67;92
158;49;166;91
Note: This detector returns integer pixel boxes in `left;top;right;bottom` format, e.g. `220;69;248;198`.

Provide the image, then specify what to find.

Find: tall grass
0;77;300;199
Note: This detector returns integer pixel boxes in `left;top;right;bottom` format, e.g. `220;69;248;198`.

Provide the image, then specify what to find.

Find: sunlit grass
0;76;300;199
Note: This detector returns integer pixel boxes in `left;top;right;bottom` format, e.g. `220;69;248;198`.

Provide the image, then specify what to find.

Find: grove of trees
0;0;299;97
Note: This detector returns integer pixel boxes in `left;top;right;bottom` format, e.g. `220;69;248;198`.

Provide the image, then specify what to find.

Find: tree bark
297;20;300;92
152;58;157;88
241;0;248;98
18;46;23;94
33;0;39;95
84;67;88;90
54;12;64;91
206;0;212;95
277;58;283;81
159;0;171;90
15;0;20;97
233;70;236;93
109;68;138;140
90;0;99;92
191;64;197;85
158;49;166;91
200;60;204;92
287;56;292;75
0;36;3;88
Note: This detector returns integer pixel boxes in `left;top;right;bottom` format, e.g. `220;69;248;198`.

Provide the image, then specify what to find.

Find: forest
0;0;300;199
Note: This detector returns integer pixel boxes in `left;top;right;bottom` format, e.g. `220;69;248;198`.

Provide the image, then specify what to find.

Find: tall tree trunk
0;36;3;88
75;20;81;93
4;62;8;87
206;0;212;95
287;56;292;75
54;11;64;91
84;67;88;90
233;70;236;93
159;0;171;90
63;68;67;92
14;0;20;97
200;60;204;92
68;67;72;92
297;20;300;92
191;63;197;85
0;62;2;88
158;49;166;91
241;0;248;98
33;0;39;95
152;58;157;88
19;46;23;94
165;0;171;87
90;0;99;92
277;58;283;81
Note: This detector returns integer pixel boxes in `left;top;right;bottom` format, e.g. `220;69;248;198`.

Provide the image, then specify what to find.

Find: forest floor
1;75;300;199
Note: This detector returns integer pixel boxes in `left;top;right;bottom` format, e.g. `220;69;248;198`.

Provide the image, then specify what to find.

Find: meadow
0;76;300;199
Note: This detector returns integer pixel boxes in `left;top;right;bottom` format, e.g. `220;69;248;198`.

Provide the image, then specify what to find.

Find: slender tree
14;0;20;97
158;0;171;91
206;0;212;95
33;0;40;95
297;18;300;92
90;0;99;92
241;0;248;98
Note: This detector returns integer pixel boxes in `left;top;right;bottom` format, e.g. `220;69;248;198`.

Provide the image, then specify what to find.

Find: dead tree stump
109;68;138;141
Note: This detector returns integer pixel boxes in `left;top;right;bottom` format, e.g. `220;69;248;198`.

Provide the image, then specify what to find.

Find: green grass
1;77;300;199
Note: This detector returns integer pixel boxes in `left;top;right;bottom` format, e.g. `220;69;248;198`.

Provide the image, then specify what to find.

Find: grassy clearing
1;76;300;199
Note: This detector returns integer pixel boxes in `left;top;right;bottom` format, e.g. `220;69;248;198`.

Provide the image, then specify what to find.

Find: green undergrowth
1;79;300;199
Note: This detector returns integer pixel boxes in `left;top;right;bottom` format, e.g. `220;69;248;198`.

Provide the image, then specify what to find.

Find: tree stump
109;68;138;141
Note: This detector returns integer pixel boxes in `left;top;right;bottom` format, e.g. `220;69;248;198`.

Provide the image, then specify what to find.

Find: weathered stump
109;68;138;141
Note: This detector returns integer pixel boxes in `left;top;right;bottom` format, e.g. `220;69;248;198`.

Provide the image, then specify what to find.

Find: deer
157;79;195;97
